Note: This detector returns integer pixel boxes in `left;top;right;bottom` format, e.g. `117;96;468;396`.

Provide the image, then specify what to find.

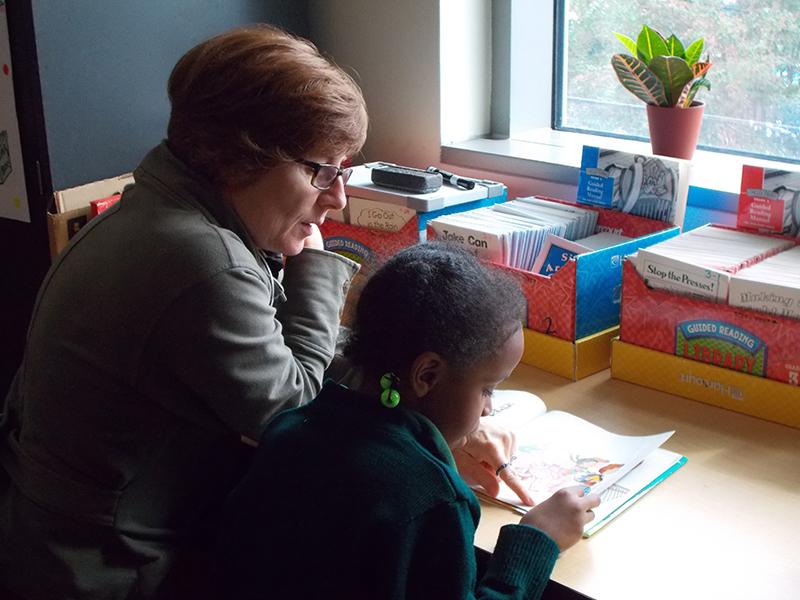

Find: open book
478;390;687;537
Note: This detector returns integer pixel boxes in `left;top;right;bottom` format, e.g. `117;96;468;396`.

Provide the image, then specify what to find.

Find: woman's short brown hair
167;25;368;188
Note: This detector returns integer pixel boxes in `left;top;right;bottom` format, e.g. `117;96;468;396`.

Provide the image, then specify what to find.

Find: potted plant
611;25;712;160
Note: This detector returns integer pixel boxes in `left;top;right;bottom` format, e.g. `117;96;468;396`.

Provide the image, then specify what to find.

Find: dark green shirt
216;382;559;599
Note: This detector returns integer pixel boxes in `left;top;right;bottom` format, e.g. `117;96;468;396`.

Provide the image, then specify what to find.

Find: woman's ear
409;351;447;398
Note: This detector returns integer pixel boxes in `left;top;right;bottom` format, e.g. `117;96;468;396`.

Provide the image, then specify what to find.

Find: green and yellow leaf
649;55;695;106
636;25;669;63
665;34;685;58
611;53;668;106
683;77;711;107
684;38;705;65
614;32;639;55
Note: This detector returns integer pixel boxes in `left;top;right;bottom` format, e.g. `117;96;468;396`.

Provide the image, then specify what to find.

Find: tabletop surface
475;363;800;600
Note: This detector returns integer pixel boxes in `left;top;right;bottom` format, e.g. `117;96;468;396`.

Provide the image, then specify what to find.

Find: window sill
442;129;800;203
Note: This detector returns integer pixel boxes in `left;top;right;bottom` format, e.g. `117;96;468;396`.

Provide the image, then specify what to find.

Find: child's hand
519;486;600;551
454;420;535;506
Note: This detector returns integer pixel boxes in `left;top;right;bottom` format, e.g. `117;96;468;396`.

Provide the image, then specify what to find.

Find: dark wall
0;0;310;395
33;0;309;189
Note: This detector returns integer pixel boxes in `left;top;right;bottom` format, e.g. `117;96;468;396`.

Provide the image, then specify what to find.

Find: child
214;243;600;599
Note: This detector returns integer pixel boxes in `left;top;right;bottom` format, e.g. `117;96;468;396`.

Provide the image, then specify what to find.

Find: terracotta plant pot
646;101;705;160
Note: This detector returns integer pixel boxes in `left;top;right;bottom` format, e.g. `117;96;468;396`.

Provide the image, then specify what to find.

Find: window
542;0;800;163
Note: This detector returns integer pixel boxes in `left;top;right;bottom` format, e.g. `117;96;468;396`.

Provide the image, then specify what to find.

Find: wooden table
475;363;800;600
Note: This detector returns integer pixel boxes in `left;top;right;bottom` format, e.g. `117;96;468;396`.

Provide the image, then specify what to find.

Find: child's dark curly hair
345;243;527;374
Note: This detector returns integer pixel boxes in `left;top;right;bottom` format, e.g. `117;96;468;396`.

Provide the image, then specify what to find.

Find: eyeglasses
296;158;353;191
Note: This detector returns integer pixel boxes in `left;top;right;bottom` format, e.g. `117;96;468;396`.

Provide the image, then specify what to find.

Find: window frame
549;0;800;166
440;0;800;198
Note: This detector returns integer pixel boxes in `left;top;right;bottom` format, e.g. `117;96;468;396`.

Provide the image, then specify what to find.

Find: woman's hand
303;223;325;250
453;419;535;506
520;486;600;551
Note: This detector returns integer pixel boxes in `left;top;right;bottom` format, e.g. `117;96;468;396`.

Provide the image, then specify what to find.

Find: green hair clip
379;372;400;408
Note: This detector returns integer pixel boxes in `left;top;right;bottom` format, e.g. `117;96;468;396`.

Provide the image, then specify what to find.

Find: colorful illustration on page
512;445;624;501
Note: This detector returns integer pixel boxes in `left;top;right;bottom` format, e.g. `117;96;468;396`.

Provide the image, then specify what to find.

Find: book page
495;410;674;506
583;448;685;536
477;447;686;536
486;389;547;427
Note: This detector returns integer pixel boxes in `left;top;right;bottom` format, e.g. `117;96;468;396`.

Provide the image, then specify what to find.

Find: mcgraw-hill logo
675;319;766;376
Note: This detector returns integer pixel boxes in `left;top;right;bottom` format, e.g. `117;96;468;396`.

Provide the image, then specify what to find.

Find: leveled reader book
531;231;633;276
476;390;685;537
633;225;795;303
515;196;599;239
737;165;800;235
89;194;121;218
495;200;593;241
429;209;536;268
427;211;516;264
346;196;416;232
578;231;631;250
729;246;800;319
531;234;591;276
576;147;690;227
54;172;134;214
466;209;547;269
427;198;598;271
49;173;136;258
487;208;569;268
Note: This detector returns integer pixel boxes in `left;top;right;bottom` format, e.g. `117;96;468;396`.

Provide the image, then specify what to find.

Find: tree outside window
555;0;800;162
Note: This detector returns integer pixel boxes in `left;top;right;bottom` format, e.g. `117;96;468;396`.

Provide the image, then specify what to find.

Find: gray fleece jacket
0;142;358;599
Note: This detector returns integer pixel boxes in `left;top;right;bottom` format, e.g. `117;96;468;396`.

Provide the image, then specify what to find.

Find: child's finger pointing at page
498;466;535;507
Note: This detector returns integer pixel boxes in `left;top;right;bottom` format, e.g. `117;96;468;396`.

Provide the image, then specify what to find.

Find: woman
0;24;531;600
0;25;367;599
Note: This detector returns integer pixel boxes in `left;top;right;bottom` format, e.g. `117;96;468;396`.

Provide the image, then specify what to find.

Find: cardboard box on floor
48;173;134;259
